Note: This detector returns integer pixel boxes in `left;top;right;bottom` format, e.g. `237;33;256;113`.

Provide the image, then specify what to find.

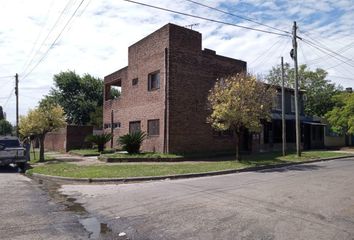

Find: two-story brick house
103;23;324;153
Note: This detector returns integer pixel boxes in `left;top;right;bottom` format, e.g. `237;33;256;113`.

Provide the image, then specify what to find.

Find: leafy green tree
41;71;103;127
19;105;66;161
0;106;4;120
266;64;340;117
208;73;275;160
86;133;112;152
325;92;354;135
0;119;12;135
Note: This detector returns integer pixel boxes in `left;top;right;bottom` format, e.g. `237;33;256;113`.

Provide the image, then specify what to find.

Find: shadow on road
258;164;323;173
0;165;19;173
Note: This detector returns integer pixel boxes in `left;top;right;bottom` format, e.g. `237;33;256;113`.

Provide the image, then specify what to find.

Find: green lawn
29;149;54;164
27;151;352;179
69;148;116;156
101;152;184;159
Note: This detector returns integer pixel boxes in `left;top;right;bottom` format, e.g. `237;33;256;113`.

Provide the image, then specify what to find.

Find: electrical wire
300;33;352;62
21;0;86;81
300;39;354;68
2;89;15;108
121;0;291;37
20;0;56;74
20;0;76;76
183;0;291;35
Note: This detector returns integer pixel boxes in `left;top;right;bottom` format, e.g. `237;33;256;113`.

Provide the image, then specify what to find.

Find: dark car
0;136;27;172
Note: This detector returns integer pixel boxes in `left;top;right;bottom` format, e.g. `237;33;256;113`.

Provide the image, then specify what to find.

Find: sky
0;0;353;124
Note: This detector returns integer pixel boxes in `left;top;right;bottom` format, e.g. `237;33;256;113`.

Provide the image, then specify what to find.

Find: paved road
62;157;354;240
0;166;88;240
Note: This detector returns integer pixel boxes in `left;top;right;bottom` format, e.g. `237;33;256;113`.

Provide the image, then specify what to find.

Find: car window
0;140;20;148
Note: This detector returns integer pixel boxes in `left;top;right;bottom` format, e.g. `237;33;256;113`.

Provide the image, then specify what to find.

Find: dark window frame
132;78;138;86
147;119;160;137
148;71;160;91
129;121;141;134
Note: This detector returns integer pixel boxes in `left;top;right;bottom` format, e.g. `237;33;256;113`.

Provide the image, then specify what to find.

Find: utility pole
15;73;19;137
110;110;114;149
292;21;301;157
281;57;286;156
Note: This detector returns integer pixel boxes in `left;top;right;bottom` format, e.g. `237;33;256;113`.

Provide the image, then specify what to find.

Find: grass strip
27;151;351;179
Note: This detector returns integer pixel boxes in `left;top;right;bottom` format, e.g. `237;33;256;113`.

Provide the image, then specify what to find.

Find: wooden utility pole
110;110;114;149
292;21;301;157
281;57;286;156
15;73;19;137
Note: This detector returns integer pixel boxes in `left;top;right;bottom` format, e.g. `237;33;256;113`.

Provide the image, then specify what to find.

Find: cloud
0;0;353;124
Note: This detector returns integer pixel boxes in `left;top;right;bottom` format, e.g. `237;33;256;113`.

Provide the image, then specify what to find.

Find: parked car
0;136;27;172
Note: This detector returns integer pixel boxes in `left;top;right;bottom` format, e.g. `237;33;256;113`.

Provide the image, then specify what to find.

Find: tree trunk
39;134;45;162
235;130;240;161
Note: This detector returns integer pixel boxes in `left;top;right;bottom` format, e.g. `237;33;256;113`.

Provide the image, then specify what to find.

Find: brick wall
104;23;247;153
167;25;246;153
44;125;93;152
103;25;170;152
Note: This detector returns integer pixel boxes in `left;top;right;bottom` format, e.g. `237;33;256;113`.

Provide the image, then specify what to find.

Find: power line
121;0;291;37
184;0;291;35
0;75;13;79
300;33;353;63
21;0;86;81
21;0;76;76
300;39;354;68
327;75;353;80
20;0;56;74
2;89;15;108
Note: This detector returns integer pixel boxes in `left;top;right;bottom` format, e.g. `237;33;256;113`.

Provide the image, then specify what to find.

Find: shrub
118;131;146;154
85;133;112;152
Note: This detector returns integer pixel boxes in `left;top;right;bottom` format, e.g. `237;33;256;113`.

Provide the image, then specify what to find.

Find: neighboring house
259;86;325;152
103;23;324;153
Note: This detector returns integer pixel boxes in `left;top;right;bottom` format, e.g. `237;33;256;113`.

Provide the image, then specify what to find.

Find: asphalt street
0;166;88;240
62;157;354;240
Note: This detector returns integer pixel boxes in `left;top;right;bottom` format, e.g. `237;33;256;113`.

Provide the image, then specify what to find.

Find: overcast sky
0;0;353;124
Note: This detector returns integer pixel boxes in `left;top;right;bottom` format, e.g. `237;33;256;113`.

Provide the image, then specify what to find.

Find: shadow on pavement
0;165;20;173
258;164;323;173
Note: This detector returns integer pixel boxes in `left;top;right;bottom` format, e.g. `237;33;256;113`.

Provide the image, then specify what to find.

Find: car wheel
17;163;28;173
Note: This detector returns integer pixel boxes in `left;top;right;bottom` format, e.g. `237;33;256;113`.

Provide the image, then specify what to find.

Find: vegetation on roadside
208;73;275;160
102;152;183;159
85;133;112;152
27;151;351;179
19;105;66;162
29;149;54;164
118;131;146;154
69;148;115;156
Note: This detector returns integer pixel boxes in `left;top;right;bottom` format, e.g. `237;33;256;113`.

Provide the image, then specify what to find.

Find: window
272;93;282;111
148;71;160;91
148;119;160;136
132;78;138;86
291;95;295;112
129;121;141;134
105;79;121;100
113;122;121;129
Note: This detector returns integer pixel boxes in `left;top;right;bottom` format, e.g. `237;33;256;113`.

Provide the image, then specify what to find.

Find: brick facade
44;125;93;152
103;23;246;153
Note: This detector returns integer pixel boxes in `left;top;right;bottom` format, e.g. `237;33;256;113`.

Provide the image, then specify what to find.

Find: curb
27;155;354;184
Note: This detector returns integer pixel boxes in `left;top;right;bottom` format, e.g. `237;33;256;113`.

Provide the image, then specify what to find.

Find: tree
85;133;112;152
41;71;103;128
325;92;354;135
208;73;275;160
19;105;66;161
266;64;340;117
0;106;4;120
118;131;146;154
0;119;12;135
